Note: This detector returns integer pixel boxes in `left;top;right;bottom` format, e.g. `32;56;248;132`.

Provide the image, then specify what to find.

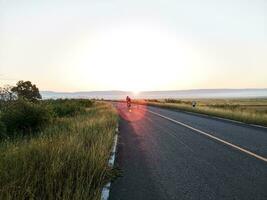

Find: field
139;98;267;127
0;100;118;200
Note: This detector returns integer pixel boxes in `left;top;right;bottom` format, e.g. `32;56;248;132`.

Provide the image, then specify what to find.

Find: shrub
0;118;6;138
165;99;182;104
1;99;53;136
145;99;160;103
45;99;93;117
74;99;93;107
52;103;82;117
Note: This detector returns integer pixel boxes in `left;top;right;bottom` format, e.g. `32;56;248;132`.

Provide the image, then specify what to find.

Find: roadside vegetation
140;98;267;127
0;81;118;200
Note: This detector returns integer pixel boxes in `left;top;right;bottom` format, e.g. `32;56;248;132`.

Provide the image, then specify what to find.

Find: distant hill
41;89;267;99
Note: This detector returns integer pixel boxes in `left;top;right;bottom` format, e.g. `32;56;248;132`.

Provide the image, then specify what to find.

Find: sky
0;0;266;92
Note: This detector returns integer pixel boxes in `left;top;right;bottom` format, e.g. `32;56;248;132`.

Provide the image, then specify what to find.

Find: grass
0;101;118;200
136;98;267;127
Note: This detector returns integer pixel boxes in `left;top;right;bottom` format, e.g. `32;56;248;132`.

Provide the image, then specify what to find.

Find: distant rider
126;96;131;108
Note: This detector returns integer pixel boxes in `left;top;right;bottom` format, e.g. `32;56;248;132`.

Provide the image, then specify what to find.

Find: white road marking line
101;126;119;200
140;103;267;129
148;110;267;163
182;110;267;129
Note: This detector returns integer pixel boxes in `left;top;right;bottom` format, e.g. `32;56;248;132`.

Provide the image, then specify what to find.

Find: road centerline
147;110;267;163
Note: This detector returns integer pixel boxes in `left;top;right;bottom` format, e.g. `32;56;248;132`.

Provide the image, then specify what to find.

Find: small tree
0;85;16;101
11;81;42;102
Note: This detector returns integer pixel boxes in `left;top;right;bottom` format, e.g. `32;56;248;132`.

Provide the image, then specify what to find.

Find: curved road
109;103;267;200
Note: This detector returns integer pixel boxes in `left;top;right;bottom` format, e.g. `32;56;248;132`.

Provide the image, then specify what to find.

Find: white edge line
183;110;267;129
146;104;267;129
101;126;119;200
148;110;267;163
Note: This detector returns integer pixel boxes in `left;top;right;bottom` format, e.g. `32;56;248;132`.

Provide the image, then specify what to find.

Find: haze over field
1;0;266;92
41;89;267;100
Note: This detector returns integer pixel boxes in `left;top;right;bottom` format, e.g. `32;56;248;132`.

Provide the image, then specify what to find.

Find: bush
51;102;82;117
145;99;160;103
45;99;93;117
74;99;93;107
0;118;6;138
165;99;182;103
1;99;53;136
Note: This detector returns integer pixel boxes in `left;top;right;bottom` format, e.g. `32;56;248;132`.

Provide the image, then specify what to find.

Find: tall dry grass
0;102;118;200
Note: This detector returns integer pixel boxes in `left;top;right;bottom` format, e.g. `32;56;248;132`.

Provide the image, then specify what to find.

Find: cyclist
126;96;131;108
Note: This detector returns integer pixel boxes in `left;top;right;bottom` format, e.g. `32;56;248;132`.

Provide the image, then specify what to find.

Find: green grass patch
0;101;118;200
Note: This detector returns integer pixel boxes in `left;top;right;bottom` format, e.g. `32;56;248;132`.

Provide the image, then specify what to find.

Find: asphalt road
109;103;267;200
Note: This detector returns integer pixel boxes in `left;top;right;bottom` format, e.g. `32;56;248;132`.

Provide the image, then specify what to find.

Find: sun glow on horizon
67;23;203;92
132;90;140;96
1;1;267;92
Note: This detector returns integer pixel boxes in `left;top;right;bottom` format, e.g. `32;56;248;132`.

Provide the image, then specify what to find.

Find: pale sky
0;0;266;92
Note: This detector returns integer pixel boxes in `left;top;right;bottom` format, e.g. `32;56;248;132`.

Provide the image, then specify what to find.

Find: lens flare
117;102;147;122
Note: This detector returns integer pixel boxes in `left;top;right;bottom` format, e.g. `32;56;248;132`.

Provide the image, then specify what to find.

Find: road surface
109;103;267;200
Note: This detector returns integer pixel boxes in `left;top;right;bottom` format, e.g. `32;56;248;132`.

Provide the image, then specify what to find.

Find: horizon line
41;88;267;93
